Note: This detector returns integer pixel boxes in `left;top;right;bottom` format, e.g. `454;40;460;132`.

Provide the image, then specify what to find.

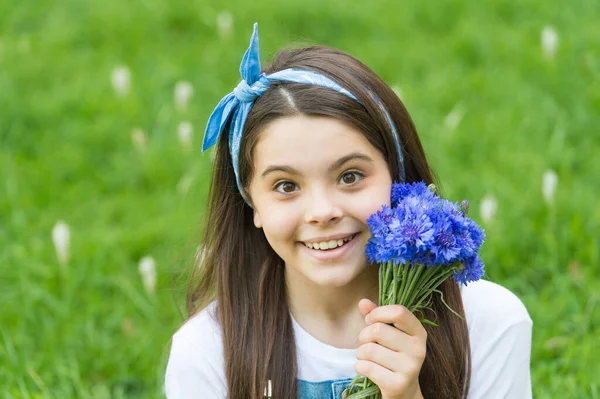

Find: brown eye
275;181;298;194
340;172;363;185
282;182;295;192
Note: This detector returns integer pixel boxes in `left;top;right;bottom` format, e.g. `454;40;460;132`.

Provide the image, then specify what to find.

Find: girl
165;23;533;399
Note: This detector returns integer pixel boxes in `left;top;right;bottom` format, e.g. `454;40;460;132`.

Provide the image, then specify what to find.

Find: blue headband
202;22;405;207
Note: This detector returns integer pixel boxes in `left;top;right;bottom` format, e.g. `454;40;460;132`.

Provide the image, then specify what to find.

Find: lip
298;233;360;262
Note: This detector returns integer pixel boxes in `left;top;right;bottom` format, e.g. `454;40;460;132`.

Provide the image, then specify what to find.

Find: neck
285;264;379;348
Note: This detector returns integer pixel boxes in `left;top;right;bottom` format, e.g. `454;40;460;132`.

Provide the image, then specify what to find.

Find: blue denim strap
297;377;353;399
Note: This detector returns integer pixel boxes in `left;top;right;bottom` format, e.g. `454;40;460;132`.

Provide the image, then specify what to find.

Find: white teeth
304;234;355;250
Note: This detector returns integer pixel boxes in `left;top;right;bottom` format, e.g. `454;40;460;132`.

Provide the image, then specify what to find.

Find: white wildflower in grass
542;169;558;205
90;385;111;399
216;11;233;38
479;194;498;223
121;317;134;336
52;221;70;265
391;84;403;99
541;26;559;61
111;66;131;97
444;103;465;132
177;173;194;195
544;336;570;350
175;81;194;111
131;127;147;151
178;121;193;151
568;260;583;283
138;256;157;295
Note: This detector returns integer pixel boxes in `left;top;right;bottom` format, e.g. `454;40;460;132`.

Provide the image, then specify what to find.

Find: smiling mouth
302;233;358;251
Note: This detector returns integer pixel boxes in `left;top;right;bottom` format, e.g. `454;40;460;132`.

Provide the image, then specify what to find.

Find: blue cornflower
431;219;461;264
366;236;394;264
366;205;394;237
454;255;486;285
465;218;486;248
391;181;437;207
367;182;485;278
389;206;434;249
391;183;412;206
382;202;436;266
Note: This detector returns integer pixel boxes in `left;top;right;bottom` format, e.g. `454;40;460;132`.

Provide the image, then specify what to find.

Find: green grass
1;0;599;397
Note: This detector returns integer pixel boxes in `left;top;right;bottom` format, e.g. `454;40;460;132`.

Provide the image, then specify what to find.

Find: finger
355;359;413;397
358;298;377;318
355;358;395;387
365;304;427;338
356;342;412;373
358;322;422;355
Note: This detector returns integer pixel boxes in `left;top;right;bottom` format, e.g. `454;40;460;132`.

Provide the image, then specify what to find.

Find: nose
303;186;343;225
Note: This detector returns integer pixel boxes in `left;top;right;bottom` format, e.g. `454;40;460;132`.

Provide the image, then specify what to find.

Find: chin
308;263;366;288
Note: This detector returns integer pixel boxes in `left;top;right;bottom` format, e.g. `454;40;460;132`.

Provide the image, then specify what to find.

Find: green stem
403;263;429;308
393;263;407;305
396;263;409;305
382;262;393;303
411;267;463;318
409;268;455;312
400;263;424;306
409;279;450;312
378;263;384;305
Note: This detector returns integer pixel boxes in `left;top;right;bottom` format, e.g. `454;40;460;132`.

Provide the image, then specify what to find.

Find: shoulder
171;300;223;355
461;278;532;331
164;301;227;398
461;280;534;398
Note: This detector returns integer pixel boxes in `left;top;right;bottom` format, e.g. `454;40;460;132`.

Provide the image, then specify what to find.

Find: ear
253;209;263;228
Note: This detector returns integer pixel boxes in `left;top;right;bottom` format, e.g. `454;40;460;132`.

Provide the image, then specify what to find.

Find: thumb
358;298;378;318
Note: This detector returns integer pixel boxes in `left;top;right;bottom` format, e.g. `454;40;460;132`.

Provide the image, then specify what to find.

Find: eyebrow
260;152;375;179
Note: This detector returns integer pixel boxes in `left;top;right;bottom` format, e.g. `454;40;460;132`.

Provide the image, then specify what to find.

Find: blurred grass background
1;0;599;397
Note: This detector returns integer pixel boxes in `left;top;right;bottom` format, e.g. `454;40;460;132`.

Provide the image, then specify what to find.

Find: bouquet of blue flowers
343;182;486;399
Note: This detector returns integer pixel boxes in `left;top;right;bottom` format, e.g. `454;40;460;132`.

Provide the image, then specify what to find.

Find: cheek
261;206;299;241
352;185;392;224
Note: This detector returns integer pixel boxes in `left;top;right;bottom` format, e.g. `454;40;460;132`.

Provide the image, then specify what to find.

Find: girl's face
248;115;392;288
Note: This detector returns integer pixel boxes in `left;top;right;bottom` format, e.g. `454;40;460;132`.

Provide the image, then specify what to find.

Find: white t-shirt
164;279;533;398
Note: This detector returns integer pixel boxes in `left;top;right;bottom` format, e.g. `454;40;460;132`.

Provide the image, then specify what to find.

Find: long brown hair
186;45;471;399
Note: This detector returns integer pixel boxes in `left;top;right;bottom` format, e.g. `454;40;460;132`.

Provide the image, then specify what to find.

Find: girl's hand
356;299;426;399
